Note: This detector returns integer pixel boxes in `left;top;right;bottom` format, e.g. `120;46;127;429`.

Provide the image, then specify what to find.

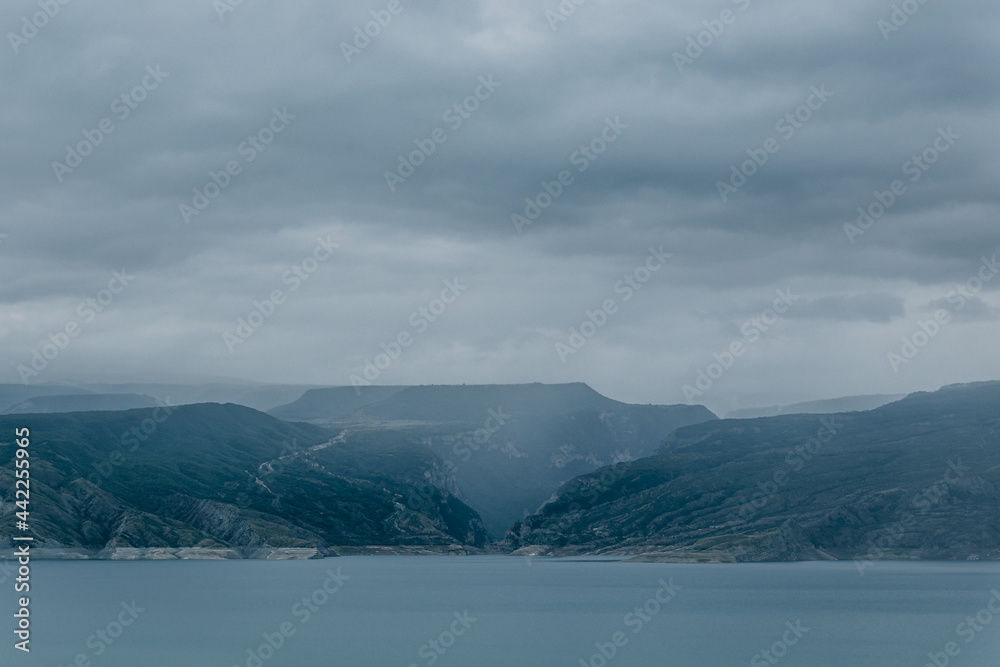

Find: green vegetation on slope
507;382;1000;561
0;403;486;554
273;383;717;537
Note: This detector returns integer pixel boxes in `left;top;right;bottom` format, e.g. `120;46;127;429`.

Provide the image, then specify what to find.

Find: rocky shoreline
4;544;997;562
0;544;491;560
0;547;322;560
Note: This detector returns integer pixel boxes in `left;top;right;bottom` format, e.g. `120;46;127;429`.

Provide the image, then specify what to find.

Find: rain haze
2;0;999;415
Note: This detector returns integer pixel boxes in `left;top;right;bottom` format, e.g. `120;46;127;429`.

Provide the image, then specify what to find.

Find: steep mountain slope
344;383;717;536
0;404;486;557
506;382;1000;561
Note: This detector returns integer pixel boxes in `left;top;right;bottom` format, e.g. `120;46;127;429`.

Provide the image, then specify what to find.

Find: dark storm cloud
1;0;998;410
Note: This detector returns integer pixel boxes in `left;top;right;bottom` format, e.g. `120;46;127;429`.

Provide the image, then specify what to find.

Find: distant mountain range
4;393;160;414
505;382;1000;562
0;382;322;414
3;380;998;561
268;385;410;421
725;393;906;419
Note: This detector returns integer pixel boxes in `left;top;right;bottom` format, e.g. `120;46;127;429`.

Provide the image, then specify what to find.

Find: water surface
2;557;998;666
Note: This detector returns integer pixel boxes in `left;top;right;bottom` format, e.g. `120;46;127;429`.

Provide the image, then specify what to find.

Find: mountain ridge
0;403;487;557
505;381;1000;562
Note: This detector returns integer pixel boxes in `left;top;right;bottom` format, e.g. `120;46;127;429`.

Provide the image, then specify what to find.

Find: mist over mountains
724;393;906;419
0;382;322;414
1;380;997;561
269;383;714;535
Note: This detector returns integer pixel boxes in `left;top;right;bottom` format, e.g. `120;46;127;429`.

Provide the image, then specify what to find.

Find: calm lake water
1;557;999;666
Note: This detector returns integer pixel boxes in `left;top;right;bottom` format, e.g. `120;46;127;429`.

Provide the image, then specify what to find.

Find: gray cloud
785;293;905;323
1;0;999;414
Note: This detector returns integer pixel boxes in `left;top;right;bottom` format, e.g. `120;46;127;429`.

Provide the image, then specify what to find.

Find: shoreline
2;545;995;562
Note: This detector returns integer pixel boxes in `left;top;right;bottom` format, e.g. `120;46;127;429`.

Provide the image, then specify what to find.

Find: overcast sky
1;0;998;414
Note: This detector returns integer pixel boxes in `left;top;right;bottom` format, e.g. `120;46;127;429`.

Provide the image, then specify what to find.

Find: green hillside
506;382;1000;562
0;403;486;556
275;383;717;537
